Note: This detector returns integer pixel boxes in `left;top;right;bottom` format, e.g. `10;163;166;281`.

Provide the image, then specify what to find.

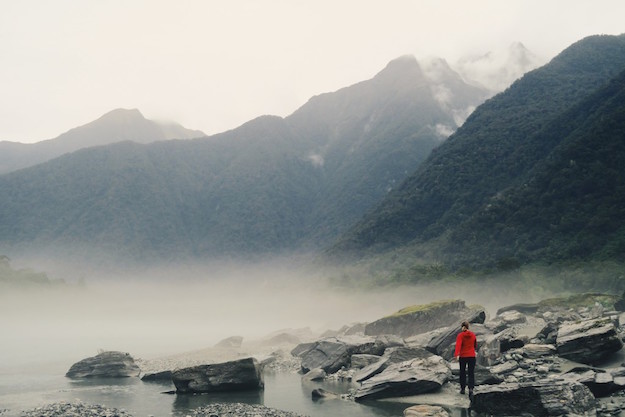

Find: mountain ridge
0;54;490;268
0;108;205;174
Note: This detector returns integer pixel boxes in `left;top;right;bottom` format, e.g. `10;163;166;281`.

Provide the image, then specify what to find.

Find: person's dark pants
459;357;476;390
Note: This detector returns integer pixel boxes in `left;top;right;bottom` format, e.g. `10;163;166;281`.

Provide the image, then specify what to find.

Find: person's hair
461;321;470;329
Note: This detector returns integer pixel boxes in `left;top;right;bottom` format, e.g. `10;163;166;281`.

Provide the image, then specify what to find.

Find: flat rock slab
355;355;451;401
172;357;263;394
471;380;596;416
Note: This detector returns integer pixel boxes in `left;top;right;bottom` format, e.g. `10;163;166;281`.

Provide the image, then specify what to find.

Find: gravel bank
16;401;307;417
19;402;132;417
190;402;308;416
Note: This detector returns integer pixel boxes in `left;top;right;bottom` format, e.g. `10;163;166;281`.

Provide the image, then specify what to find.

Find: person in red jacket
454;321;477;396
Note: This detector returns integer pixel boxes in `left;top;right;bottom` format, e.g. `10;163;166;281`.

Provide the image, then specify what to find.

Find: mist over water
1;257;550;374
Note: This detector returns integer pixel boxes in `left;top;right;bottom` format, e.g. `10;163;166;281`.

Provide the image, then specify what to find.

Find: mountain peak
98;108;146;122
374;55;425;83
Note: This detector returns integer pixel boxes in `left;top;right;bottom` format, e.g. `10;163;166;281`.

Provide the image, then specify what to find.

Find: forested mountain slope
0;108;205;174
329;34;625;269
0;56;488;264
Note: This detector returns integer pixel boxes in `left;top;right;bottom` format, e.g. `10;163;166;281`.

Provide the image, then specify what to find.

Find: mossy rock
538;293;618;310
366;299;482;338
386;300;465;318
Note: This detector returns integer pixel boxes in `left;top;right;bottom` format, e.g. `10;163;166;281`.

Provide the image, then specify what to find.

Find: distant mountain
0;108;205;174
455;42;545;93
0;56;489;265
329;34;625;270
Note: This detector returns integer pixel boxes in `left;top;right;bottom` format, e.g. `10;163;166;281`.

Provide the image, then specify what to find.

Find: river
0;367;470;417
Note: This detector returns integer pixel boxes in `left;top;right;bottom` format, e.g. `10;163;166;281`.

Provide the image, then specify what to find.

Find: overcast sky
1;0;624;143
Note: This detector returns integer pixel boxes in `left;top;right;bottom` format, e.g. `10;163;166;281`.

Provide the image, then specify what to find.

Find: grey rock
519;343;557;359
353;346;433;383
311;387;342;399
354;355;451;401
403;404;450;417
261;332;301;346
302;368;326;381
471;380;597;416
486;310;527;333
562;366;625;397
490;360;519;375
353;357;390;383
556;317;623;364
296;335;384;374
385;346;433;363
214;335;243;348
351;354;383;369
140;370;172;381
290;341;315;357
65;351;140;378
172;357;263;393
496;327;528;353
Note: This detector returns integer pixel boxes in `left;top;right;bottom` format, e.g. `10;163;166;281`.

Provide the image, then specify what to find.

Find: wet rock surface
355;355;452;401
172;357;264;393
471;380;597;416
65;351;140;378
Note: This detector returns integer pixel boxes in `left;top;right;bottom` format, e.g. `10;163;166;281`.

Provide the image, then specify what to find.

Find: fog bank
1;260;554;374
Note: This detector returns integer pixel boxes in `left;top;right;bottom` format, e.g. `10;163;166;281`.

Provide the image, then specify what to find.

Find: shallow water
0;369;467;417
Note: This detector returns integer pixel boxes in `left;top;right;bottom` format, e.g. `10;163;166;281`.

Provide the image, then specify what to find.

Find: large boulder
214;336;243;348
172;357;263;394
351;354;383;370
471;380;596;416
294;335;387;374
354;355;451;401
562;366;625;397
556;317;623;364
365;300;484;338
65;351;140;378
140;370;173;381
354;346;433;383
485;310;527;333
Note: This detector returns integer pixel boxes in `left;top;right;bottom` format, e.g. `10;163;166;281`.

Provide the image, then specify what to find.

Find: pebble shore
19;402;133;417
190;403;307;416
15;401;307;417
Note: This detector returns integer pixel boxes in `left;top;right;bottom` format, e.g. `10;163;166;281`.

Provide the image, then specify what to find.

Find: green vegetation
328;256;625;300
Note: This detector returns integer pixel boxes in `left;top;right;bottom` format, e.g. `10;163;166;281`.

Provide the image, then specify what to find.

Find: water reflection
172;389;264;412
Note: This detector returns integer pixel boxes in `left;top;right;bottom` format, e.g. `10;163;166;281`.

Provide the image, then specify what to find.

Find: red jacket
454;329;477;358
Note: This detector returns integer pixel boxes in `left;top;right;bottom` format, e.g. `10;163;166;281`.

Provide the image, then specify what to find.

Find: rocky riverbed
14;401;308;417
12;292;625;417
